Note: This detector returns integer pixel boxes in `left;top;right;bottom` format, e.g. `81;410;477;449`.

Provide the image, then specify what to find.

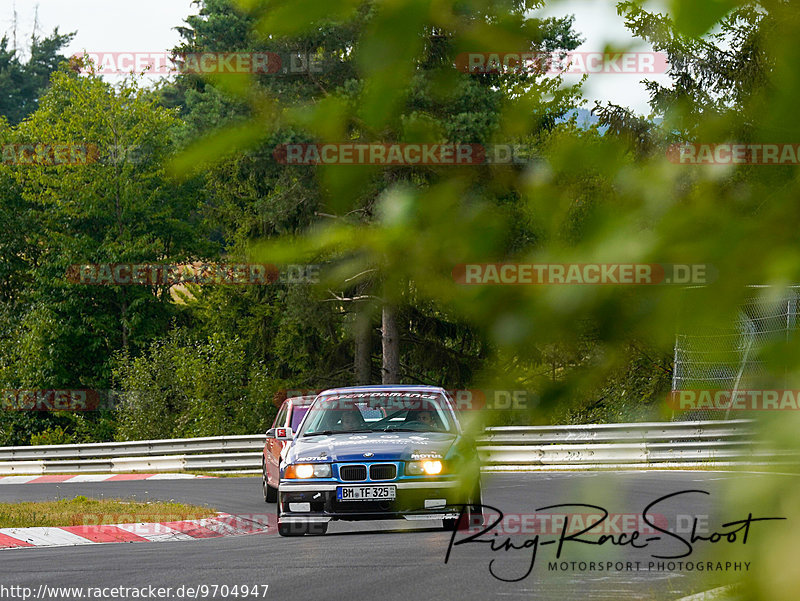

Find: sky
0;0;670;114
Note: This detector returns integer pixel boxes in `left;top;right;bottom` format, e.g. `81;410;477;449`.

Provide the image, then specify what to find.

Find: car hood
286;431;457;463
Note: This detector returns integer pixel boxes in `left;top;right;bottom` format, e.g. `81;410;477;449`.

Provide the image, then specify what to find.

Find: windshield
298;393;454;436
290;406;310;431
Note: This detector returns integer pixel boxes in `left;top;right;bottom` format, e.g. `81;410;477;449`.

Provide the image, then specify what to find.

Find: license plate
337;485;396;501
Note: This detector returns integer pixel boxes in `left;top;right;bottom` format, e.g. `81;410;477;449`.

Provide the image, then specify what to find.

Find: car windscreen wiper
301;430;334;437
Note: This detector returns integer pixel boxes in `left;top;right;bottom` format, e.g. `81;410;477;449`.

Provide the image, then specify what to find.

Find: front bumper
278;480;468;522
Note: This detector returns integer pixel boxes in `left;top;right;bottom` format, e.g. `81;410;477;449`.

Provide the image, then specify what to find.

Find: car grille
369;464;397;481
339;464;367;481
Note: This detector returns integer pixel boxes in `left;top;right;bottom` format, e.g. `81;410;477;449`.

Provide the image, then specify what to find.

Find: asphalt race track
0;471;786;600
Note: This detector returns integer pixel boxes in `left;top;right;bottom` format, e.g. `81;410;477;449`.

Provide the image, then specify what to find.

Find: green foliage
29;425;74;446
554;344;673;424
181;2;797;593
185;282;354;385
1;0;796;457
0;29;75;125
2;1;799;593
164;0;584;407
113;329;275;440
204;0;800;418
0;64;215;443
1;66;211;389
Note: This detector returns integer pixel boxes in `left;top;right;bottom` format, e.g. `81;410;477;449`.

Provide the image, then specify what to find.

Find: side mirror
266;427;294;440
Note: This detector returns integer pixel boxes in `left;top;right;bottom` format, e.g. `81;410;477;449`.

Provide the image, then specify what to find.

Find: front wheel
276;493;311;536
470;479;484;526
262;460;277;503
278;521;307;536
307;522;328;535
443;479;483;531
277;521;326;536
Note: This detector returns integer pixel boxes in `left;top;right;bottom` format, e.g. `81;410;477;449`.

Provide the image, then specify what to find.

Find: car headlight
284;463;331;478
406;460;443;475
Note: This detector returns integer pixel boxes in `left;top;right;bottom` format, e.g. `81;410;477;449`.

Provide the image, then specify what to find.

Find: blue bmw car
265;385;483;536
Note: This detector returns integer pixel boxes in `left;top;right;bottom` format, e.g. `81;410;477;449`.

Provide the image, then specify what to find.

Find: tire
277;519;326;535
306;522;328;535
278;521;307;536
276;493;307;536
262;460;277;503
443;478;483;531
470;479;484;527
442;513;474;531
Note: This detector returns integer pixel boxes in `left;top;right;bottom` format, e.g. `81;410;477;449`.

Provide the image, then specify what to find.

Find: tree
164;0;583;389
173;0;800;433
0;65;211;443
619;2;772;136
113;329;274;440
0;29;75;125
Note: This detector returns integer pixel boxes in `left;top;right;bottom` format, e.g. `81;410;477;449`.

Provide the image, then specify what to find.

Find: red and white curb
0;514;275;549
0;473;214;485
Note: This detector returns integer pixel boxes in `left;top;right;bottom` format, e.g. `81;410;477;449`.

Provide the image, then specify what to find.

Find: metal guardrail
0;420;789;475
0;435;262;461
479;420;754;444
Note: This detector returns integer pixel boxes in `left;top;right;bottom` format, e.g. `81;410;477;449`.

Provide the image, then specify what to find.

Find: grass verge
0;496;217;528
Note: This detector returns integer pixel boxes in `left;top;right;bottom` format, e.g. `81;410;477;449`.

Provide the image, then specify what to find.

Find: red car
262;395;316;502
